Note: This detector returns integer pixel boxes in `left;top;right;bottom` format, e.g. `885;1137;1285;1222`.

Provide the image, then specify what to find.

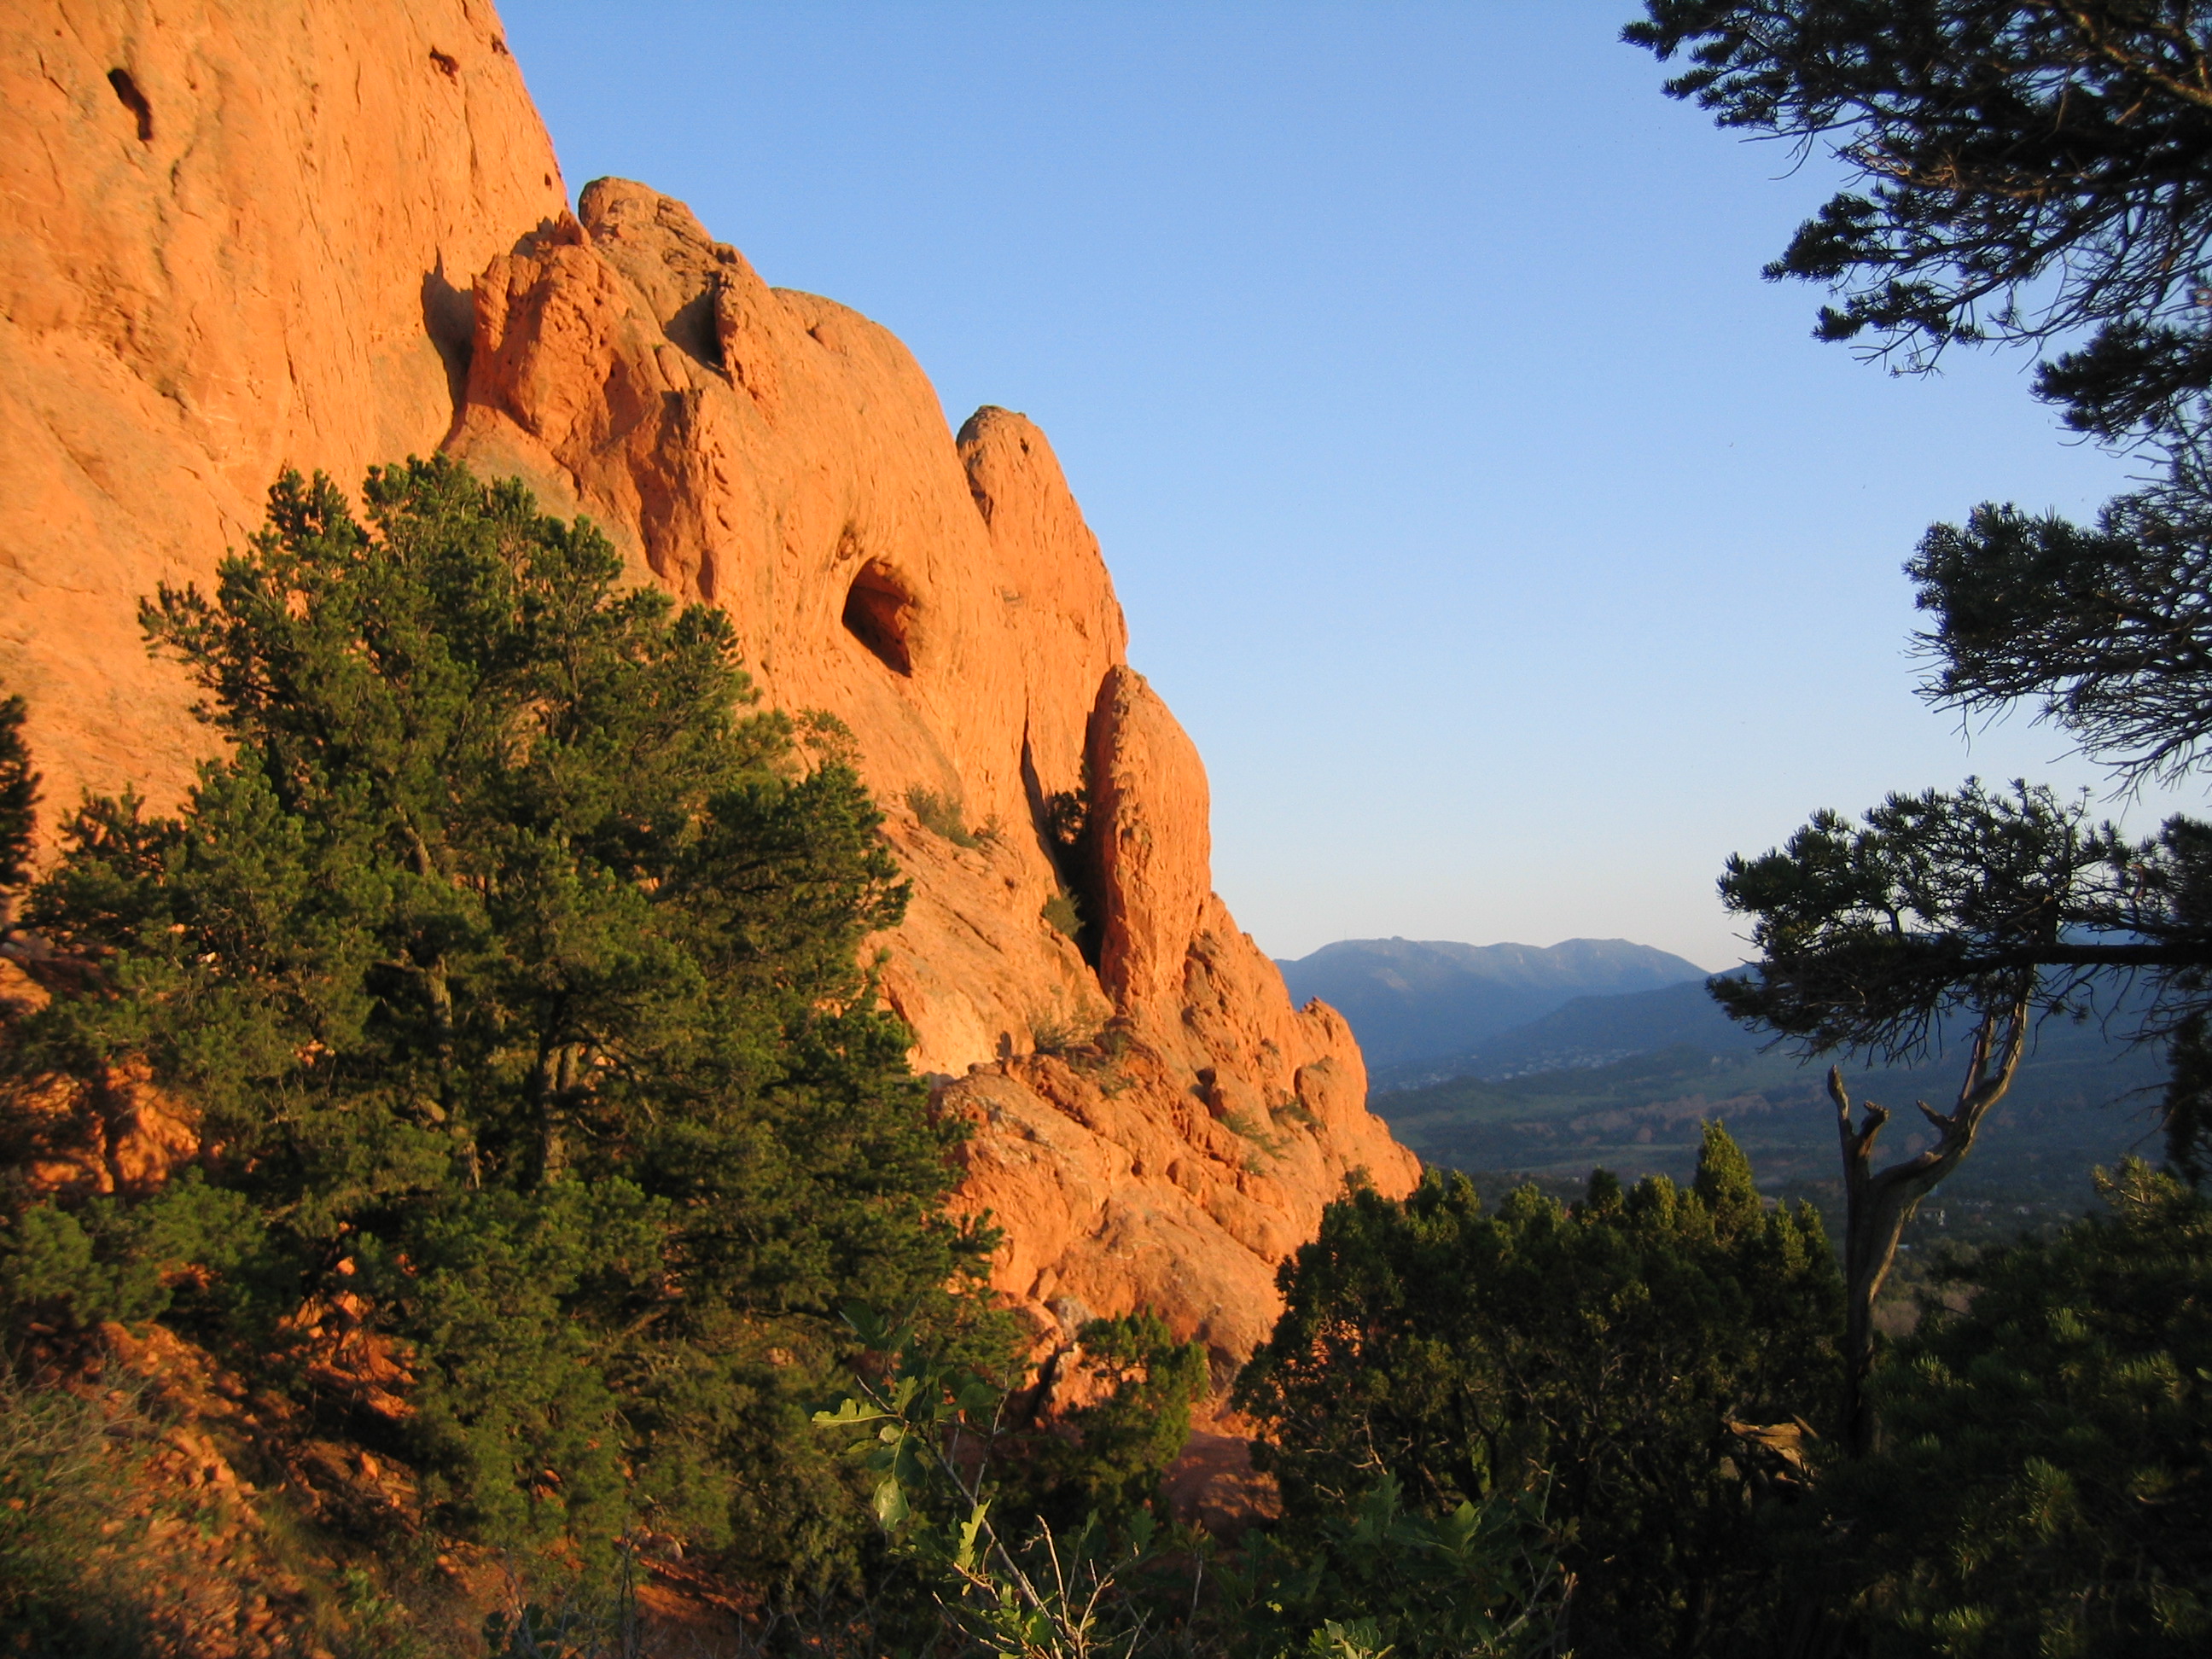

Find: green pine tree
1821;1161;2212;1656
1236;1126;1842;1659
0;693;36;903
2;457;1001;1587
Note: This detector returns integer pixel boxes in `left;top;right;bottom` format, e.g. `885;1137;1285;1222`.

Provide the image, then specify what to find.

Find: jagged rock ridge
0;0;1417;1379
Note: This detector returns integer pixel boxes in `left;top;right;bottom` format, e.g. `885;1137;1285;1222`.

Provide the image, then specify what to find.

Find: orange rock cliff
0;0;1419;1375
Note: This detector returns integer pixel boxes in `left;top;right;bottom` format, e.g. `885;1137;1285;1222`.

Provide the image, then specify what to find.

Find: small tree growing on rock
0;693;36;910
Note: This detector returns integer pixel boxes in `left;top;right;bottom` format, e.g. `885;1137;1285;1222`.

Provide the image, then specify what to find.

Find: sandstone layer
0;0;1418;1375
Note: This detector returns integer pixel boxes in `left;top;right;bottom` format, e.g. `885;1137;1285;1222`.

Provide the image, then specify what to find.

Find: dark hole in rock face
664;285;725;371
842;560;915;676
107;69;152;142
419;261;474;426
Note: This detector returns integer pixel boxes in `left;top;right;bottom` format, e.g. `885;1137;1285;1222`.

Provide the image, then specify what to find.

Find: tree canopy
1907;476;2212;789
1630;5;2212;1180
1627;2;2212;449
1819;1161;2212;1653
1235;1128;1842;1659
0;694;35;902
1712;777;2212;1054
0;457;997;1588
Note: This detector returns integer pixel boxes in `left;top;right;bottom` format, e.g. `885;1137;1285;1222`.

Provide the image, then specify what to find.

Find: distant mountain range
1289;935;2167;1227
1275;937;1710;1068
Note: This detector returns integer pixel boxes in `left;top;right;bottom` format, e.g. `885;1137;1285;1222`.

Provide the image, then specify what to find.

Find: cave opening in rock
107;69;153;142
842;559;915;676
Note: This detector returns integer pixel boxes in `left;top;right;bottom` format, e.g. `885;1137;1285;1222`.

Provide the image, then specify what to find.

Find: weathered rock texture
0;0;1417;1373
3;0;568;809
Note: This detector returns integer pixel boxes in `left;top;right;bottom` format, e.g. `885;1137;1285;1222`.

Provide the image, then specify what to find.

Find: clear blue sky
498;0;2194;969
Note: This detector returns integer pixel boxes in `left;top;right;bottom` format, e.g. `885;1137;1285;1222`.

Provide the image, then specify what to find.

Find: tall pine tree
2;457;998;1586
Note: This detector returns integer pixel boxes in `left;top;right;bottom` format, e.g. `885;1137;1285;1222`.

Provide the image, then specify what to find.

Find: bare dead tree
1828;998;2030;1454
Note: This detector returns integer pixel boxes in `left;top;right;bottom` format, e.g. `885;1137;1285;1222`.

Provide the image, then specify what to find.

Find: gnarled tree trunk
1831;999;2029;1454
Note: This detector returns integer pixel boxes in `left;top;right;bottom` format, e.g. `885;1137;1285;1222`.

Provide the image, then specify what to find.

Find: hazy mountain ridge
1368;974;1759;1091
1277;936;1710;1066
1368;973;2167;1229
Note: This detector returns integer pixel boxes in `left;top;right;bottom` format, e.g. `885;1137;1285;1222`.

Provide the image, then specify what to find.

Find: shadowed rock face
0;0;1417;1376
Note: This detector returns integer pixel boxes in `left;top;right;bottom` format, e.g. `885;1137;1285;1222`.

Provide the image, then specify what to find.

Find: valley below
1301;940;2169;1246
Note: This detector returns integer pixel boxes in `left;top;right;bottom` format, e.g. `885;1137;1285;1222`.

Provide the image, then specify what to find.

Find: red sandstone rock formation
2;0;569;811
0;0;1417;1378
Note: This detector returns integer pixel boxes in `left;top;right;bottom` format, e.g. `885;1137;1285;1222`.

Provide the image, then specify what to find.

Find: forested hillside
1373;1004;2166;1229
1367;974;1755;1089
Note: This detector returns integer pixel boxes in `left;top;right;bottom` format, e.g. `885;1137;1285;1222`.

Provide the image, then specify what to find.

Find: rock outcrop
0;0;1417;1378
2;0;568;810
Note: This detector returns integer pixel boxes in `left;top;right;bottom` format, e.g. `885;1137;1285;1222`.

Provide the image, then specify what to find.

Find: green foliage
480;1567;643;1659
2;457;997;1588
813;1302;1204;1551
385;1183;654;1553
2163;1011;2212;1185
0;1371;158;1655
1028;1312;1209;1527
0;692;34;900
907;785;981;848
816;1307;1557;1659
1627;9;2212;1645
1819;1161;2212;1655
1217;1471;1563;1659
0;1174;261;1331
1043;788;1087;853
1041;889;1083;940
1237;1124;1842;1659
0;1365;454;1659
1712;777;2212;1165
1027;1009;1097;1057
1636;4;2212;1151
1627;3;2212;449
1907;484;2212;790
1709;777;2212;1073
813;1304;1161;1659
